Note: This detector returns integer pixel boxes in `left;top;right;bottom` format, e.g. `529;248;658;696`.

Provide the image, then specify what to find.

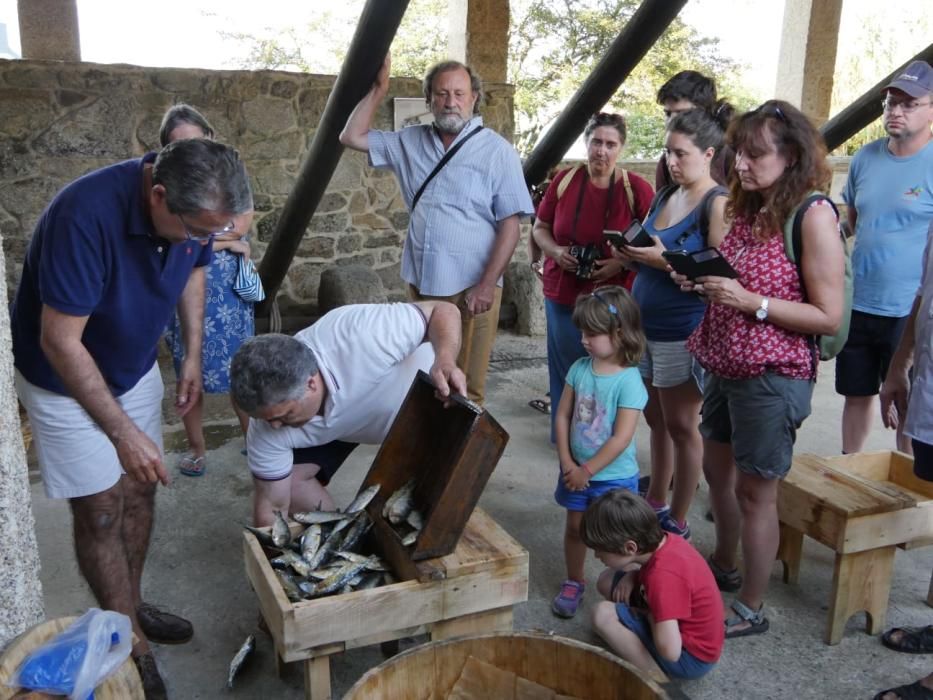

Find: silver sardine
385;480;416;525
300;524;322;564
293;510;351;525
271;510;292;548
345;484;380;515
226;634;255;689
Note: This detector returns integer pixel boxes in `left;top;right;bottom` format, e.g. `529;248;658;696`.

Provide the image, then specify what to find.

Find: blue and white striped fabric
369;116;534;296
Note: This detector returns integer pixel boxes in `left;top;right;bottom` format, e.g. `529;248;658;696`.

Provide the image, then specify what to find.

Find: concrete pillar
774;0;843;123
17;0;80;62
0;231;44;645
449;0;510;83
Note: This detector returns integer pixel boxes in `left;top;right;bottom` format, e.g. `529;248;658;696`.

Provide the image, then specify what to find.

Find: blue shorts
554;472;638;512
614;602;717;680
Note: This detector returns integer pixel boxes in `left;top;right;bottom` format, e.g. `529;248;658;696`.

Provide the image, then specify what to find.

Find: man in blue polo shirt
340;55;534;405
11;138;253;699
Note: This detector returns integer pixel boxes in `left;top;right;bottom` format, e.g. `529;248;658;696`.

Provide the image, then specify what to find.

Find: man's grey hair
422;60;483;114
152;139;253;216
159;103;215;147
230;334;319;413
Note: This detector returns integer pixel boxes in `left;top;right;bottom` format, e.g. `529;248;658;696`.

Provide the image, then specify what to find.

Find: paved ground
28;331;933;699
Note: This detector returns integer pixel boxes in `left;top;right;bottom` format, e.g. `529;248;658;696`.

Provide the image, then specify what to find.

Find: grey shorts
700;373;813;480
639;339;704;391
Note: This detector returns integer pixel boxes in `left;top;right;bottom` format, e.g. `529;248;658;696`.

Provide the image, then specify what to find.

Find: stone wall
0;59;515;317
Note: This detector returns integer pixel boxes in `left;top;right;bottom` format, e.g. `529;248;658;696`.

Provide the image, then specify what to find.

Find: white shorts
638;339;704;391
16;363;164;499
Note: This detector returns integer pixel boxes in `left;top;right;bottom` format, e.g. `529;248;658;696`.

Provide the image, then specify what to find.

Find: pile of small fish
245;484;398;603
382;479;425;546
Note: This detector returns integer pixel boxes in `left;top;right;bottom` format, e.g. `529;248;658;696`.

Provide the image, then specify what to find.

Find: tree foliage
220;1;749;158
508;0;753;157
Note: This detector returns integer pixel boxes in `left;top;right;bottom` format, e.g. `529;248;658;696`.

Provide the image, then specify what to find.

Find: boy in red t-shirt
581;489;724;679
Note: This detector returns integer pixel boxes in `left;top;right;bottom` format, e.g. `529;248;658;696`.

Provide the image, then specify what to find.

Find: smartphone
662;247;738;280
604;220;653;249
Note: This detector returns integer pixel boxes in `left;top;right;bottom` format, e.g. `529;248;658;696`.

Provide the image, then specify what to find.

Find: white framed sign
393;97;433;130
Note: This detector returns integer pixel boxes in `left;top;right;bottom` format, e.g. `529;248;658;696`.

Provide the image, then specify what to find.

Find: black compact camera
570;243;600;279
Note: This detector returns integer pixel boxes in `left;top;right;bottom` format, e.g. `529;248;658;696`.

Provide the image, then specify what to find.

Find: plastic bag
8;609;132;700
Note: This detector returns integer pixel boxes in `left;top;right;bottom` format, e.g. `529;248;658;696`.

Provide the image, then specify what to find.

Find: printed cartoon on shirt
572;393;610;448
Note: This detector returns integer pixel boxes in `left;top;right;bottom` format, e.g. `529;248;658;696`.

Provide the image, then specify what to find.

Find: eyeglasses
882;97;932;113
177;214;235;241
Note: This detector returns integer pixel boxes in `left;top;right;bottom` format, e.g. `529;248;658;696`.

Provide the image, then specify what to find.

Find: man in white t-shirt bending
230;301;466;526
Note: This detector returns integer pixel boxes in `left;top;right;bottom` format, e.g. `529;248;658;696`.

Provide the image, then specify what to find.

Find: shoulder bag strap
410;126;484;212
556;165;583;200
619;168;635;216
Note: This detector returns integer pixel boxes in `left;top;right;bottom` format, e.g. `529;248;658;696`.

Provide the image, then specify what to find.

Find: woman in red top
676;101;846;637
533;112;653;442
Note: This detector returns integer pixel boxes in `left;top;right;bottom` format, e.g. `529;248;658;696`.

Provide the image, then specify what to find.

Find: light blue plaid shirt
369;116;534;296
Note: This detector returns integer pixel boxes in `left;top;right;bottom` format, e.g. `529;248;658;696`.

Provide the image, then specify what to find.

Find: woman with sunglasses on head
612;106;732;541
674;100;846;638
533;112;654;444
160;104;255;476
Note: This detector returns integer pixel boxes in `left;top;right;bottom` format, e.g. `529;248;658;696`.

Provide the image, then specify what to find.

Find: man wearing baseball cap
836;60;933;456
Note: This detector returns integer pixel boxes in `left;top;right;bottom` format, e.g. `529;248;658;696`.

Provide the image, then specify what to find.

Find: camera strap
411;125;484;212
570;168;615;244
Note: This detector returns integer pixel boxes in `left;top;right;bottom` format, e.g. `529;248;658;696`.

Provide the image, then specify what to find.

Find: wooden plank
431;508;529;580
430;607;514;642
825;547;896;645
789;455;908;516
304;655;331;700
777;523;804;585
243;530;289;643
839;506;933;553
778;482;845;549
824;450;894;481
889;453;933;499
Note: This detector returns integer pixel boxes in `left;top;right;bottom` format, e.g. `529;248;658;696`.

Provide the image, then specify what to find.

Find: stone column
774;0;843;124
17;0;80;62
449;0;510;83
0;231;43;645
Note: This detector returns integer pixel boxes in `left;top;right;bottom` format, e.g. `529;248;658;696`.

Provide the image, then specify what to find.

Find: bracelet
580;462;594;477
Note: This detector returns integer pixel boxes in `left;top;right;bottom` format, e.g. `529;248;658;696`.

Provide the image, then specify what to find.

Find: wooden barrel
0;617;144;700
343;632;670;699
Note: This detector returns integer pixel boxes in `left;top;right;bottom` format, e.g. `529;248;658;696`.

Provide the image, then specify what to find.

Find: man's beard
435;111;468;134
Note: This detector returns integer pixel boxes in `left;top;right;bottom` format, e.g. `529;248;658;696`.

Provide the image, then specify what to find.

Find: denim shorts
639;339;704;391
700;373;813;480
614;602;717;680
554;472;638;512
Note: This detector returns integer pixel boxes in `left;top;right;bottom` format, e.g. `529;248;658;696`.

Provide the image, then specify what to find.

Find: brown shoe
133;653;167;700
137;603;193;645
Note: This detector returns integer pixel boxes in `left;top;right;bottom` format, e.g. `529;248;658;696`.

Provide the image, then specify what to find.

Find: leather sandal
707;555;742;593
873;680;933;700
882;625;933;654
724;599;769;638
178;454;206;477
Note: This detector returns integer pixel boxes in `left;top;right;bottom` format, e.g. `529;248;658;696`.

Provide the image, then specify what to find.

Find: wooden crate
777;451;933;644
344;633;671;700
361;371;509;564
244;508;529;700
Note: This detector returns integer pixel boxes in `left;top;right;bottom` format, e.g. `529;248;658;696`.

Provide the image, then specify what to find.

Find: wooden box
244;509;529;699
361;370;509;569
777;450;933;644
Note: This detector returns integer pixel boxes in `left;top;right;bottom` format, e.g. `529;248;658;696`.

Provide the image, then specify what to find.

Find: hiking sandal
724;599;769;638
881;625;933;654
178;454;206;477
872;680;933;700
707;555;742;593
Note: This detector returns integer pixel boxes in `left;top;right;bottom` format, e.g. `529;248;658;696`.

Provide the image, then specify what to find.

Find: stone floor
26;331;933;699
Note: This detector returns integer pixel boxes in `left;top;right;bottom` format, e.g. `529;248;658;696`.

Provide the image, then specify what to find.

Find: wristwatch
755;297;769;321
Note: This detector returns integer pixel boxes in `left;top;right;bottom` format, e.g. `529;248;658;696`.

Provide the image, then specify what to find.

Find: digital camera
569;244;600;280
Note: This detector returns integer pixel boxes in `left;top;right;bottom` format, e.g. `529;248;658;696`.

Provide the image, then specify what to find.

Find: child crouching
581;489;723;680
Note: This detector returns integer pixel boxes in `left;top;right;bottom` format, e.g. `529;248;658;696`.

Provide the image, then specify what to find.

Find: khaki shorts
16;363;164;499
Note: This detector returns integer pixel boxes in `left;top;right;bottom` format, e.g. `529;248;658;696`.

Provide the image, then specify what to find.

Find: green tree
508;0;752;157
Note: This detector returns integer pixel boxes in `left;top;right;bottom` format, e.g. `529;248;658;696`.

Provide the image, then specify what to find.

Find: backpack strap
619;168;635;216
697;185;728;243
555;165;584;200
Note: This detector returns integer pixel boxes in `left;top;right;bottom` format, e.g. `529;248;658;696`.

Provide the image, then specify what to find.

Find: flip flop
873;680;933;700
882;625;933;654
528;398;550;415
178;455;206;477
